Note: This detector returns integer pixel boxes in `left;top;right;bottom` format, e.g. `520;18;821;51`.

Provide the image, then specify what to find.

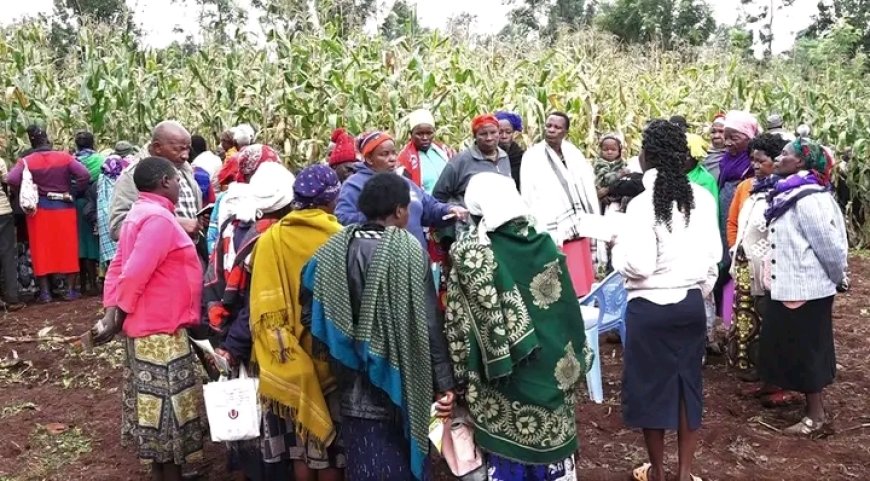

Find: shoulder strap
544;147;591;214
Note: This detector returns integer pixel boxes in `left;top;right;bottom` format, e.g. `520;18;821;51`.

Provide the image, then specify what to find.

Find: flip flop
691;475;703;481
632;463;652;481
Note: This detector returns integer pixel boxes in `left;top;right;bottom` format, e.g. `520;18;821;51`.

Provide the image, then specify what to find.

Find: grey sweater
109;160;201;241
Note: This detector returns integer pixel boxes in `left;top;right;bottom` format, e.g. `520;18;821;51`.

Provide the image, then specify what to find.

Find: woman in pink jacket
92;156;205;481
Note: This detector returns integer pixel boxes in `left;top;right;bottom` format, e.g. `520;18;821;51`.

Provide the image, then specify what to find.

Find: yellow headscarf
249;208;342;445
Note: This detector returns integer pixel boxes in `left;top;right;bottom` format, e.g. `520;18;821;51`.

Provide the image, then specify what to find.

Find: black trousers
0;214;19;303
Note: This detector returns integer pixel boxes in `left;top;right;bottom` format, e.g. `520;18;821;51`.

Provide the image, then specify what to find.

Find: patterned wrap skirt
259;392;346;470
343;416;427;481
487;454;577;481
121;331;205;465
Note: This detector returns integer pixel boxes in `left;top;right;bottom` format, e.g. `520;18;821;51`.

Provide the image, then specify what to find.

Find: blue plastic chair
578;271;628;403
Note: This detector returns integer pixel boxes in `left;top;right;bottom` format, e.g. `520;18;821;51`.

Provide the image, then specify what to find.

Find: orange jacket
727;178;754;248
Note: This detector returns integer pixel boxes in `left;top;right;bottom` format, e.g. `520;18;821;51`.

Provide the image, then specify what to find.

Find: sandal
691;475;703;481
632;464;652;481
37;291;52;304
761;391;802;408
62;289;81;302
783;416;824;436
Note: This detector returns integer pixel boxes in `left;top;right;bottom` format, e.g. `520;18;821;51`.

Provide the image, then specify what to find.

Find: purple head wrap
101;154;131;180
292;164;341;209
494;111;523;132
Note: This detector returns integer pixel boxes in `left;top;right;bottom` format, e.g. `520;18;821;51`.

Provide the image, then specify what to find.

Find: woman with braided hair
612;120;720;481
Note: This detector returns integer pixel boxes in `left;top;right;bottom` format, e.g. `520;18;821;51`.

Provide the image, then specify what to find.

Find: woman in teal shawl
446;172;592;480
74;131;105;294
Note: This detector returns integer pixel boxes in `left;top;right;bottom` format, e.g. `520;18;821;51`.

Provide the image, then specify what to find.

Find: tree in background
503;0;589;39
248;0;376;35
180;0;248;43
445;12;478;40
380;0;423;39
596;0;715;50
802;0;870;56
738;0;796;58
50;0;138;57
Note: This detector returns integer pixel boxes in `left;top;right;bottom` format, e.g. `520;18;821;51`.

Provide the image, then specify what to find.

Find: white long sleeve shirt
612;169;721;304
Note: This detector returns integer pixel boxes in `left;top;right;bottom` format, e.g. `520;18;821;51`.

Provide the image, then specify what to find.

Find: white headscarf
464;172;531;245
235;162;296;223
233;124;256;147
409;109;435;130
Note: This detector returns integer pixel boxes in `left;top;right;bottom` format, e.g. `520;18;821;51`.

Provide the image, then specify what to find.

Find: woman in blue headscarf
495;111;525;190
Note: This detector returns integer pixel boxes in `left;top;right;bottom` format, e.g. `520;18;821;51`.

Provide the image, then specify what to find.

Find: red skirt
562;237;595;297
26;206;79;276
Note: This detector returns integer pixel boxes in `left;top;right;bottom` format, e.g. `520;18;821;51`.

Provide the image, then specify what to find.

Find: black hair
548;111;570;131
191;134;208;158
642;119;694;231
74;131;95;150
358;172;410;220
26;124;49;148
134;156;177;192
669;115;688;133
748;133;788;160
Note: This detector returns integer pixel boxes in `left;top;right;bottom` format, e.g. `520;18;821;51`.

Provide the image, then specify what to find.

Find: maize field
1;22;869;241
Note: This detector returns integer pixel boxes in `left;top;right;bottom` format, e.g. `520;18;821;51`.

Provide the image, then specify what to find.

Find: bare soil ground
1;256;868;481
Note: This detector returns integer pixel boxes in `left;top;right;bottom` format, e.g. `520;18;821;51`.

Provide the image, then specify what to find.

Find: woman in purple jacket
8;125;90;302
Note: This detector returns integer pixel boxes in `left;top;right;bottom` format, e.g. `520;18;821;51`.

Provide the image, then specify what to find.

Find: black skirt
622;289;706;431
758;296;836;393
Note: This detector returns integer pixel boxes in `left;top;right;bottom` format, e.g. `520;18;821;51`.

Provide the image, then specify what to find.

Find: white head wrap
192;151;222;181
408;109;436;131
464;172;531;245
233;123;256;147
235;162;296;222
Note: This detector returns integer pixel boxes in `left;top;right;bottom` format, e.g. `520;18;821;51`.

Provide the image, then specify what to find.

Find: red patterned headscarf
237;144;280;182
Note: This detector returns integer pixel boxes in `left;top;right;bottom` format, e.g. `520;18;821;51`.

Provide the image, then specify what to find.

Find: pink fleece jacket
103;192;202;338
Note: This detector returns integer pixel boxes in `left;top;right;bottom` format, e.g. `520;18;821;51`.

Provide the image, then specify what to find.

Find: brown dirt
2;256;869;481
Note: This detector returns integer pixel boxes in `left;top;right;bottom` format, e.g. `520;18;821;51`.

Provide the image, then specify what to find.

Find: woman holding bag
446;172;591;480
91;157;205;481
520;112;601;296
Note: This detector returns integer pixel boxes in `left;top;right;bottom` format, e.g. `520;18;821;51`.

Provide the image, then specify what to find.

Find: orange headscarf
358;131;394;158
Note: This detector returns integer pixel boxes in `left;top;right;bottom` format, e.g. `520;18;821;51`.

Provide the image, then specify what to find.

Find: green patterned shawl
446;219;591;464
305;226;432;479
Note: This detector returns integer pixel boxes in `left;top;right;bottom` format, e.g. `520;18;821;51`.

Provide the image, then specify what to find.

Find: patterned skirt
487;454;577;481
343;416;425;481
260;409;346;470
121;331;205;465
725;251;763;372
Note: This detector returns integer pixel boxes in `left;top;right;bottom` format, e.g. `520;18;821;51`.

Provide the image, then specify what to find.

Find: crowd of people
0;106;850;481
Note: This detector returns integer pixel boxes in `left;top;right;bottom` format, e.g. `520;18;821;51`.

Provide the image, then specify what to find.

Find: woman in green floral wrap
445;172;591;481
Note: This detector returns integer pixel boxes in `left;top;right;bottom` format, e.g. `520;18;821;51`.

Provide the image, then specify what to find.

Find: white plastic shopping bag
203;365;261;442
19;159;39;214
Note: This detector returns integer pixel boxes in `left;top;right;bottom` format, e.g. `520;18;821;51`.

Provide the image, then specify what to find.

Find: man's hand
597;187;610;199
434;390;455;419
178;217;199;236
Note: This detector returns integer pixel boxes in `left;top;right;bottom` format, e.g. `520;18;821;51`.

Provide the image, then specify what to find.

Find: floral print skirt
121;331;205;465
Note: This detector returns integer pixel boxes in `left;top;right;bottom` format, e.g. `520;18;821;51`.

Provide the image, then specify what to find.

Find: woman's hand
92;307;123;345
214;347;236;367
434;390;455;419
447;206;469;222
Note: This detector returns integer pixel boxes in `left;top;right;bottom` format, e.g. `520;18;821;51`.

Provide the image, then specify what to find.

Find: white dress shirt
612;169;722;305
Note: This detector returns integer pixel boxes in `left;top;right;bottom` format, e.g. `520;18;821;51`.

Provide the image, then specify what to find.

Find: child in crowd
594;133;644;214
